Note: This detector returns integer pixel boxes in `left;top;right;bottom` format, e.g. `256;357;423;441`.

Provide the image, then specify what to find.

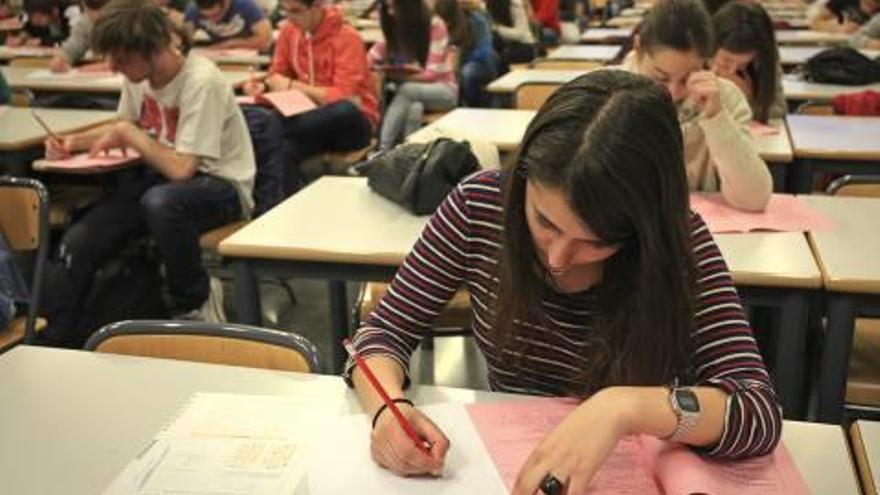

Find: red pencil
343;338;432;456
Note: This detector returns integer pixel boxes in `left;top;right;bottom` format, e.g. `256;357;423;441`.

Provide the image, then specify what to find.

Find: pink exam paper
34;148;140;172
748;121;781;136
465;399;662;494
237;89;317;117
690;193;834;233
643;436;811;495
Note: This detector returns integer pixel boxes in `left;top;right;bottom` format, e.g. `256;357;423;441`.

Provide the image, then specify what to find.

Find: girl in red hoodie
244;0;378;190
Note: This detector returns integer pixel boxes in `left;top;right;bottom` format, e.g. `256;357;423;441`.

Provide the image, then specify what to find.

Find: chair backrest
0;177;49;344
825;175;880;197
84;320;322;373
515;83;561;110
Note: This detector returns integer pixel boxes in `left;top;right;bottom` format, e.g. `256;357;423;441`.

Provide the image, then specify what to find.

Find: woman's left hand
511;389;632;495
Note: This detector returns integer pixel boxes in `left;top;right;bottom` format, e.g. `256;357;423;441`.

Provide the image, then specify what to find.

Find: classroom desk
1;66;254;94
0;345;861;495
579;27;634;44
219;176;429;373
779;46;880;66
0;45;56;60
783;75;880;103
408;109;793;166
358;27;383;45
487;69;586;93
189;48;271;67
406;108;536;151
0;107;117;172
802;195;880;423
851;420;880;494
547;44;622;63
605;16;642;27
775;29;851;45
715;231;822;418
787;115;880;192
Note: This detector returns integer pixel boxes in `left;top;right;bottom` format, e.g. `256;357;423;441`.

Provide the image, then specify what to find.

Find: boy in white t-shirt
43;0;255;344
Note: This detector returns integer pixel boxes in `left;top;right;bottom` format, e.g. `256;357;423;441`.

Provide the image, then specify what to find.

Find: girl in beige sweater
619;0;772;211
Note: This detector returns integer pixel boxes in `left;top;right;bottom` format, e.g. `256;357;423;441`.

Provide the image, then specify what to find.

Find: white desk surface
605;16;642;27
0;345;860;495
779;46;880;65
407;108;535;152
487;68;587;93
775;29;851;45
547;44;622;62
715;232;822;289
219;176;430;264
189;48;271;66
783;75;880;102
753;118;794;163
579;27;634;43
1;66;253;93
0;106;117;151
802;195;880;294
851;420;880;495
787;114;880;160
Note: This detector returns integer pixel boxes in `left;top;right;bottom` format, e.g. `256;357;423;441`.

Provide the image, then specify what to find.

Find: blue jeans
281;100;373;192
460;58;501;107
58;168;241;314
379;82;457;150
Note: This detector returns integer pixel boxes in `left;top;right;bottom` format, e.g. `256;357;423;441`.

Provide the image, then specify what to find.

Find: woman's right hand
242;80;266;97
370;403;451;477
44;136;74;160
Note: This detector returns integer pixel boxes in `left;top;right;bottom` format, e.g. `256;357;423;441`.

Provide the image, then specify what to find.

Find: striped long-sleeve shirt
347;170;782;459
368;16;457;90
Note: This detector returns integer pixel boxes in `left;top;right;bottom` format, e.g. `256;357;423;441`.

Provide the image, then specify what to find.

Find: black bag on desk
366;138;479;215
804;48;880;85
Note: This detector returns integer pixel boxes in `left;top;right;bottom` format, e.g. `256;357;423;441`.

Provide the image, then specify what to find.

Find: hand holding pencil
344;339;451;477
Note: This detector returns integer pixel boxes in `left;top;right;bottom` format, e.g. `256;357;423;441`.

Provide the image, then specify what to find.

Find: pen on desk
30;110;61;143
342;338;433;456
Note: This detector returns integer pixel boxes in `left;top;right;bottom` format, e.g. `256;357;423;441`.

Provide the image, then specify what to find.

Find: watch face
675;389;700;413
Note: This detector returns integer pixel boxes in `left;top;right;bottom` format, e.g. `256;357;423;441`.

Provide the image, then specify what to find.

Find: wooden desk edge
731;271;822;289
218;242;408;267
793;148;880;161
0;116;118;152
807;232;880;294
850;422;875;495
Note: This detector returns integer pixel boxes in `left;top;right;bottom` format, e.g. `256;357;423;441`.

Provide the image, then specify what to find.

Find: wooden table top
787;115;880;161
715;232;822;289
0;106;117;151
802;195;880;294
1;66;253;93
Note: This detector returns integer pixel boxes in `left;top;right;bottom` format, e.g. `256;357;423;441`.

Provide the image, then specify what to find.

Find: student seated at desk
184;0;272;51
711;2;785;123
485;0;537;65
346;71;782;489
851;12;880;48
370;0;457;150
618;0;772;211
243;0;378;192
530;0;559;45
434;0;501;107
6;0;76;47
42;0;255;344
48;0;109;73
807;0;880;33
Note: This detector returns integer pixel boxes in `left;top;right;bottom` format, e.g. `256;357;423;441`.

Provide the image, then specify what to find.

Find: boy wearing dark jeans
243;0;378;192
43;0;255;345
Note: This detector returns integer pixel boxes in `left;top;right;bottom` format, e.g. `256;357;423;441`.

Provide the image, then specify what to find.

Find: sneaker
175;277;227;323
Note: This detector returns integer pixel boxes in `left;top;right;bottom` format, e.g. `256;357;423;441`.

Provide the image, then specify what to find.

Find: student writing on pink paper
345;71;782;494
242;0;378;193
40;0;255;347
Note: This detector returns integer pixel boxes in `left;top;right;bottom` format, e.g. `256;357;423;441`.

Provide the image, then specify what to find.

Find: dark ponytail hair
713;2;779;123
493;70;696;395
639;0;714;58
379;0;431;67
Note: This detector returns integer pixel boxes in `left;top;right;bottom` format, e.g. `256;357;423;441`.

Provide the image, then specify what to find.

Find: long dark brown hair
713;2;780;123
639;0;715;59
486;0;513;27
379;0;431;67
434;0;473;61
493;70;697;395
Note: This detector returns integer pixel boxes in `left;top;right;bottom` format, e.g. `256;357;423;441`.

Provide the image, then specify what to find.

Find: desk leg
775;291;809;419
769;163;787;193
233;260;261;326
328;280;350;374
817;293;855;424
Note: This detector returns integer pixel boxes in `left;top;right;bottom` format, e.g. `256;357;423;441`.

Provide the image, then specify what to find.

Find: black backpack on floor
805;48;880;86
